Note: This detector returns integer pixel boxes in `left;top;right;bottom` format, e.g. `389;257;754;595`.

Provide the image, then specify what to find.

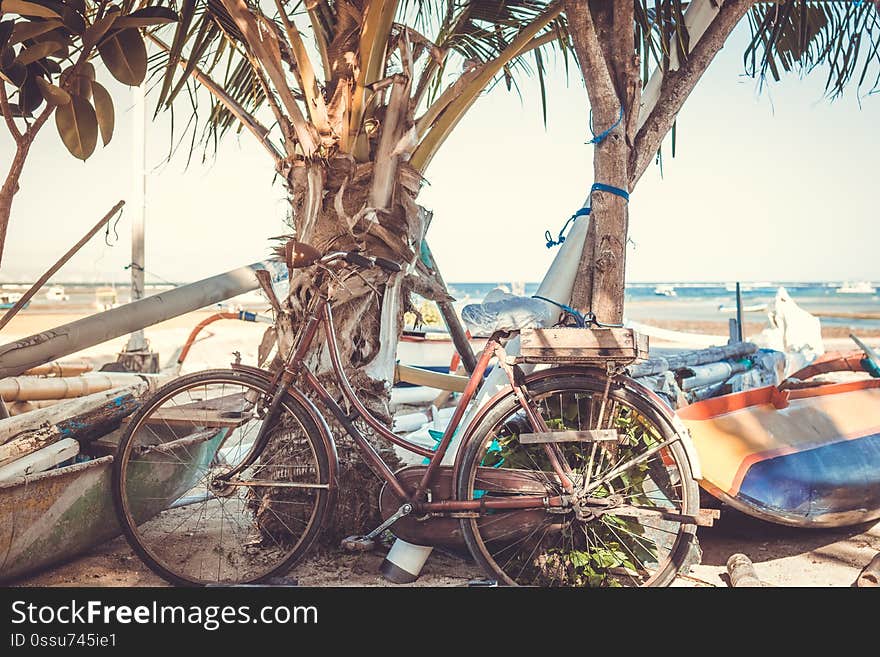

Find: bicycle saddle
461;288;558;334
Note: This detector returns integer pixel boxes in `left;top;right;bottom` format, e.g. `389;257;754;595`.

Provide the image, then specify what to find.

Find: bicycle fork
212;368;295;486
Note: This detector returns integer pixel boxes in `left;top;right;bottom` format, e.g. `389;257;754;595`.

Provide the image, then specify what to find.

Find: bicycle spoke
117;374;326;585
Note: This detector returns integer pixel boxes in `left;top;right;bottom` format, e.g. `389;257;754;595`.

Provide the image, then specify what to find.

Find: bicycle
112;242;701;587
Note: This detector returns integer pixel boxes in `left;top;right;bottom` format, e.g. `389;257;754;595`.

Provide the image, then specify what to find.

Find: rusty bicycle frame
217;291;576;518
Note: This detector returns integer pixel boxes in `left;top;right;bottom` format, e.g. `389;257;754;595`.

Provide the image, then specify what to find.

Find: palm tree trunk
276;153;427;543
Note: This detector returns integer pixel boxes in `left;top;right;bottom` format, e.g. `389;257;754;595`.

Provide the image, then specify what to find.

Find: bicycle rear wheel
112;369;332;586
456;372;699;587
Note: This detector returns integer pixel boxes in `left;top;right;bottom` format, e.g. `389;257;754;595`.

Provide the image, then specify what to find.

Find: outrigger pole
0;261;286;379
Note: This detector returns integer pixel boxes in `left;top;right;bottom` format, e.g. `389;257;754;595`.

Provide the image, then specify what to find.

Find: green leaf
55;92;97;159
68;72;89;97
10;17;61;43
113;6;178;29
14;38;62;64
79;60;93;79
90;79;112;145
98;27;145;85
25;0;84;34
34;73;67;104
59;63;91;98
0;0;61;19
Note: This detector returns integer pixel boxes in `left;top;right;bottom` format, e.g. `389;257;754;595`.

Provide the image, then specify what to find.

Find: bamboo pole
0;373;165;402
726;553;762;587
22;360;93;377
0;201;125;332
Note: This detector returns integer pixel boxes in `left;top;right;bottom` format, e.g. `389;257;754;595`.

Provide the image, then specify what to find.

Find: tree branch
565;0;618;119
0;83;23;144
220;0;319;157
414;32;558;137
630;0;753;187
305;0;332;82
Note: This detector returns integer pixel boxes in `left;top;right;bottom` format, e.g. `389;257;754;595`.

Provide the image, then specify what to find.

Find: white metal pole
126;83;147;352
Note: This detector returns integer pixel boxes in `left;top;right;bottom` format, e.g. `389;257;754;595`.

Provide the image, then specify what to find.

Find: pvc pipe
380;539;433;584
0;260;287;379
679;362;746;391
392;406;455;434
390;386;444;406
126;83;148;353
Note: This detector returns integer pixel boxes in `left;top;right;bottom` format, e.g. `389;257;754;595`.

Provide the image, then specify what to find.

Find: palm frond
742;1;880;97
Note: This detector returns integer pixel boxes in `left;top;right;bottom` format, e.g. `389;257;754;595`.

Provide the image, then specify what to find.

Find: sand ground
3;309;880;587
12;511;880;588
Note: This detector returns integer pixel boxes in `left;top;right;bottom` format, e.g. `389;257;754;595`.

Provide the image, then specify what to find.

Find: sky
0;22;878;285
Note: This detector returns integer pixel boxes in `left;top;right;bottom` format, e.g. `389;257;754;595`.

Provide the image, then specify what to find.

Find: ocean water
446;281;880;330
5;280;880;331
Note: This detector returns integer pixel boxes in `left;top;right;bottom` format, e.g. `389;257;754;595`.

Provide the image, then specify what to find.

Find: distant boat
94;286;118;311
836;281;876;294
654;284;676;297
0;292;24;310
45;286;69;302
718;303;768;313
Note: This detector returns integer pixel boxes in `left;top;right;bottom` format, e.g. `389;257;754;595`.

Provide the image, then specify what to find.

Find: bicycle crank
341;503;413;552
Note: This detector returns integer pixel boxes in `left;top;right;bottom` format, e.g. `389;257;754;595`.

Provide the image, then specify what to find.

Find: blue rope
587;105;624;145
544;183;630;248
532;295;586;327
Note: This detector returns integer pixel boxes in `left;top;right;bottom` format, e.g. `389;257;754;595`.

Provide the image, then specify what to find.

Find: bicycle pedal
341;535;378;552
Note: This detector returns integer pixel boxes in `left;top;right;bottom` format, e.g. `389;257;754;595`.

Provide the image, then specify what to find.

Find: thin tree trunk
0;146;28;269
566;1;637;325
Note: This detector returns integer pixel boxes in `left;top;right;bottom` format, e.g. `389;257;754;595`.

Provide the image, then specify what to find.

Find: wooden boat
679;375;880;527
0;398;230;582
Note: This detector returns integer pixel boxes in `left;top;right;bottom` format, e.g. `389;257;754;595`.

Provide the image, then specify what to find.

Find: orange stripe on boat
678;380;880;496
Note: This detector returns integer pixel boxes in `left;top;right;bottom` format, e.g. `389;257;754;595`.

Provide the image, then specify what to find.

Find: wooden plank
0;438;79;482
142;406;251;429
519;429;618;444
138;428;221;454
395;364;468;393
129;391;252;429
0;387;142;466
0;384;145;445
519;328;648;363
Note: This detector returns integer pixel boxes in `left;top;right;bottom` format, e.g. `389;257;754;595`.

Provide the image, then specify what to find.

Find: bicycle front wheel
456;372;699;587
112;369;333;586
